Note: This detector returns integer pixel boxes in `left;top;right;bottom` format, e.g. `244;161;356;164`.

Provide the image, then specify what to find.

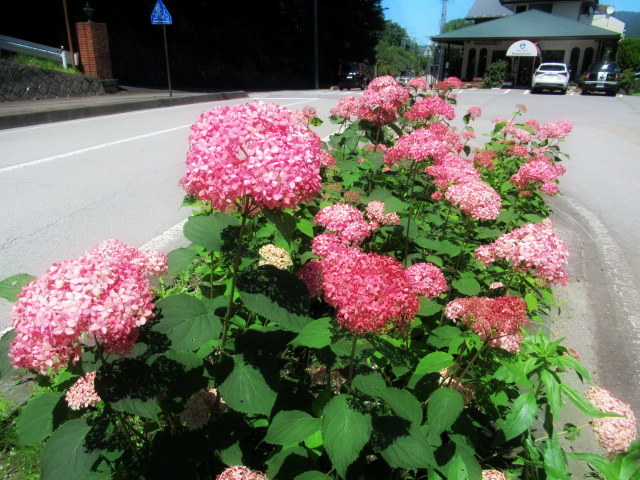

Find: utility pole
437;0;448;80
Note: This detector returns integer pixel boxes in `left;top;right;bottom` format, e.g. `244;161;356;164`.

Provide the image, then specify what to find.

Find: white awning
506;40;540;57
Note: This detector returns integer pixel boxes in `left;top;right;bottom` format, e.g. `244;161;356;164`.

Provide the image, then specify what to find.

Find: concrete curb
0;91;249;130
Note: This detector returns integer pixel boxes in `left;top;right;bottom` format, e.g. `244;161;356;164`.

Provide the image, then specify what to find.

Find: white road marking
523;90;530;95
502;89;511;94
0;124;190;174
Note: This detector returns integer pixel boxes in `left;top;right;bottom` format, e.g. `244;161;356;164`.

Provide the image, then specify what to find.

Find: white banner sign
506;40;540;57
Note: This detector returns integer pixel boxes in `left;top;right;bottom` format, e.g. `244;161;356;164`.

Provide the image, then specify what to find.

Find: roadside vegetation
7;53;81;75
1;77;638;480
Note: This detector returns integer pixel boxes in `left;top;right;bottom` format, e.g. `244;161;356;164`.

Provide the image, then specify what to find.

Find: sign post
151;0;173;97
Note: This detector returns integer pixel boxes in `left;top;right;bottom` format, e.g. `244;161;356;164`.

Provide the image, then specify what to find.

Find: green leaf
238;266;312;333
445;453;468;480
296;218;314;237
371;416;436;469
264;210;297;245
264;410;321;445
427;326;463;349
495;360;534;388
427;388;463;442
543;431;570;480
266;445;309;480
552;354;591;382
183;212;240;251
415;352;455;375
367;188;408;213
166;248;198;276
540;370;562;417
294;472;332;480
321;395;372;478
154;294;222;351
524;292;538;312
352;371;387;398
0;273;35;302
498;391;537;441
0;329;18;380
560;384;624;418
415;238;461;257
110;397;159;420
41;418;100;480
291;318;332;349
568;453;617;479
418;298;442;316
16;392;64;445
381;388;423;424
218;354;278;416
452;277;481;296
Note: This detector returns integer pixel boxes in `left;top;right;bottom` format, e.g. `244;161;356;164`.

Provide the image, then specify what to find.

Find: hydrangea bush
1;87;638;480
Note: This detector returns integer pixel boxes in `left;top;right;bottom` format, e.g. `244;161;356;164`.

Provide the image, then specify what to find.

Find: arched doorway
569;47;580;80
478;48;488;78
581;47;594;76
466;48;477;80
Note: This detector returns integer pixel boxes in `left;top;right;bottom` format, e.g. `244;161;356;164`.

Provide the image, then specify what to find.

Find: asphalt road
1;87;639;419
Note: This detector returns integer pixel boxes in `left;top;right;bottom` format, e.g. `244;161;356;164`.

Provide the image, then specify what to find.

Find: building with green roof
432;0;624;86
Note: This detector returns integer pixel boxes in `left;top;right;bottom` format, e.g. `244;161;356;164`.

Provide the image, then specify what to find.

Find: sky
380;0;640;43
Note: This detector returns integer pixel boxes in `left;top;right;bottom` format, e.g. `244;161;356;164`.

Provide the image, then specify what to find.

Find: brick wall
76;22;113;80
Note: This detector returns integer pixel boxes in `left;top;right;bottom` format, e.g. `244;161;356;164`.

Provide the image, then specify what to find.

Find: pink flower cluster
585;386;638;456
537;119;573;140
502;122;533;144
65;372;101;410
445;296;529;352
467;106;482;119
301;202;447;332
405;263;449;298
426;154;481;189
181;388;225;430
406;96;455;122
473;150;498;169
292;106;318;127
482;470;508;480
365;201;401;228
510;158;565;196
358;76;410;124
407;77;428;91
181;101;323;211
315;203;373;243
383;129;449;166
444;181;502;221
10;240;162;373
506;144;529;158
475;219;569;285
330;96;361;120
216;466;268;480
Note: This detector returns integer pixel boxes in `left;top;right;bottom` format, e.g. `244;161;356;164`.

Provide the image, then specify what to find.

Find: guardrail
0;34;76;68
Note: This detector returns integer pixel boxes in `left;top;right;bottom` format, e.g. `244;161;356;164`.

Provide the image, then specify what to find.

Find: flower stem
347;336;358;394
217;201;250;361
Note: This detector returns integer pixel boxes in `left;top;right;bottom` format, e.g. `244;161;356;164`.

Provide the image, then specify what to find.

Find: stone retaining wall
0;59;105;102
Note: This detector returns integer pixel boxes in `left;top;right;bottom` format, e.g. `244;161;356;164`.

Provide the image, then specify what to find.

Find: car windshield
589;63;618;73
537;65;565;72
340;63;362;74
399;70;413;76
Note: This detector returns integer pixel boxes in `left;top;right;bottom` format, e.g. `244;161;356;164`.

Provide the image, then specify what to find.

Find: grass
10;53;81;75
0;395;42;480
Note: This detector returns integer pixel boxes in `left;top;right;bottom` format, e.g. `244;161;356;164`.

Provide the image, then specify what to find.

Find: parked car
395;69;416;86
581;61;620;96
338;62;371;90
531;63;570;94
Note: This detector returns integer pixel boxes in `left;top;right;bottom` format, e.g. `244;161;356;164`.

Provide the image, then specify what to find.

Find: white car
531;63;570;94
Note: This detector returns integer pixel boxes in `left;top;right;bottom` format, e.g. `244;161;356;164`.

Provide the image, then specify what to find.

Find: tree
375;21;428;76
442;18;472;33
616;38;640;71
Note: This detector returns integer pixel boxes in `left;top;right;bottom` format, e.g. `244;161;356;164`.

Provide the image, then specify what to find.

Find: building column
75;22;113;79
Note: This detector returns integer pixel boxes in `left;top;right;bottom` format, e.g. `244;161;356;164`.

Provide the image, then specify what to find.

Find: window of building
541;50;565;63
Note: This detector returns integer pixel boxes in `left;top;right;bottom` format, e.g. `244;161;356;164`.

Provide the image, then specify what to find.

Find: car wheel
580;89;588;95
339;86;343;91
560;88;567;95
530;87;537;94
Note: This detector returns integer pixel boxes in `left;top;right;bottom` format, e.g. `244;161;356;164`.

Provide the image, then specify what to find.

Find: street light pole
62;0;76;66
313;0;319;89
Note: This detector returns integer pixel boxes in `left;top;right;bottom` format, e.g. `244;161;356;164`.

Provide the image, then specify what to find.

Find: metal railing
0;34;76;68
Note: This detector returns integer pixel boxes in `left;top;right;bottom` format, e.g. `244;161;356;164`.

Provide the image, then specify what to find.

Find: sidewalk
0;85;248;130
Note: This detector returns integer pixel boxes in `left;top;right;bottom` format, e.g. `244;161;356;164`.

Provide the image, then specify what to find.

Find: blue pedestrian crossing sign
151;0;172;25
